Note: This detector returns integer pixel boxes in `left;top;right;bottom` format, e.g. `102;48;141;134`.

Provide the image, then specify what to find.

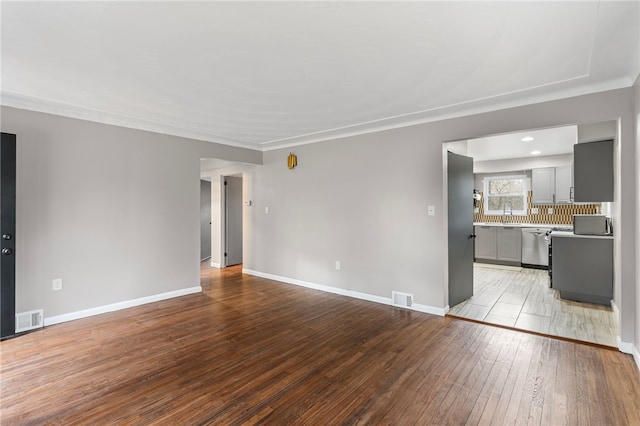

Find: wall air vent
392;291;414;308
15;309;44;333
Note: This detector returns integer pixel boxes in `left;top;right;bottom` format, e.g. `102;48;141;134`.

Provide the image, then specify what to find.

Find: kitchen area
448;123;618;347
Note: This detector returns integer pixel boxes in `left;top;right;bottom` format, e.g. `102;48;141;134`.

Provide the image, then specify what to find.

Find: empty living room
2;2;640;424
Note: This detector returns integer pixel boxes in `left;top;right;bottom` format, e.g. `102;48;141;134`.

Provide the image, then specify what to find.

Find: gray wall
245;87;637;345
1;106;261;318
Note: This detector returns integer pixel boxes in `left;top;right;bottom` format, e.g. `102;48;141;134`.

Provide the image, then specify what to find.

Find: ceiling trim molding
261;77;632;151
0;90;259;151
1;75;633;153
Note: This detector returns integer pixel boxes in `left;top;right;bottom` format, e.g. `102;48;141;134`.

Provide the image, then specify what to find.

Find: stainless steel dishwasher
521;227;552;268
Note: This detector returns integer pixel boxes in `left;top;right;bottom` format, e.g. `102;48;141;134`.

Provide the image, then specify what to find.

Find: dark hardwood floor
1;262;639;425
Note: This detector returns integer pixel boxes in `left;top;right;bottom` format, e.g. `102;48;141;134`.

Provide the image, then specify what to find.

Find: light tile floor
448;263;619;347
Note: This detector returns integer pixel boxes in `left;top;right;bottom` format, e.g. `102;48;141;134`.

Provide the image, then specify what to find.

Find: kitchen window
483;175;527;216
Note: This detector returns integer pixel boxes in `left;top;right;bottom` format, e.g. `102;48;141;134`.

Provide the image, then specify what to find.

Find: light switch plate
428;205;435;216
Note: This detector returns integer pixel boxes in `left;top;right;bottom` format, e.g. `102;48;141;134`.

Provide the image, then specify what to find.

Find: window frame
483;175;528;216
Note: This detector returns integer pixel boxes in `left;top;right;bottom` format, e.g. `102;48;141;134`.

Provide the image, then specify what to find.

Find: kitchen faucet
502;201;513;224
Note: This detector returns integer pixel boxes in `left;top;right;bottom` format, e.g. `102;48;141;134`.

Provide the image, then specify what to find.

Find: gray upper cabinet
532;166;573;204
554;165;573;204
573;140;613;202
531;168;555;204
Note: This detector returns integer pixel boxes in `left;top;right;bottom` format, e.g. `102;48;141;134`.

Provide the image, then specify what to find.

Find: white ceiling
2;2;639;151
467;125;578;162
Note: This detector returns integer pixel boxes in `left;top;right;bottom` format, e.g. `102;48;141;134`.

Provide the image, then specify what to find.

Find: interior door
447;151;474;307
1;133;16;339
224;176;243;266
200;180;212;261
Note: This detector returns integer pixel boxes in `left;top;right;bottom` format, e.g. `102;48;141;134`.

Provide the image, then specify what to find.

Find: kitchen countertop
473;222;571;229
549;231;613;239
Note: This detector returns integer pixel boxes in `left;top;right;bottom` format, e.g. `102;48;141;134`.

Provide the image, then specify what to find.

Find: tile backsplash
474;191;600;225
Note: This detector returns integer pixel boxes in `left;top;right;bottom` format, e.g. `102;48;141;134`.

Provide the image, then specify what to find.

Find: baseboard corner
632;343;640;372
616;335;634;354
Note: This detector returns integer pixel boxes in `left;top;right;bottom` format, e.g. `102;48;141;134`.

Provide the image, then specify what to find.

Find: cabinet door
552;236;612;304
474;226;497;260
532;168;555;204
554;165;573;204
574;140;613;202
496;227;522;262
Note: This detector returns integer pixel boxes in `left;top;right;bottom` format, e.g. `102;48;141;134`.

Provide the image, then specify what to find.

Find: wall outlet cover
548;207;554;214
531;207;539;214
52;278;63;291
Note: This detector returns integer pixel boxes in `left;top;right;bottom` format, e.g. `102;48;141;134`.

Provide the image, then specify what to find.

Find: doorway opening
445;122;619;348
200;178;212;262
222;175;243;267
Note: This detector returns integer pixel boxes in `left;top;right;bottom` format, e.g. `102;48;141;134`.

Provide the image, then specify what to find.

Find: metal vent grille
392;291;413;308
15;309;44;333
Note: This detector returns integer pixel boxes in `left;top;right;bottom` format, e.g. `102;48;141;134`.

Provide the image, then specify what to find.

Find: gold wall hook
287;152;297;169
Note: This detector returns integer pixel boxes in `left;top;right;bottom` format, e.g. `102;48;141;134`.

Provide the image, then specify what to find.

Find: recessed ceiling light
522;136;534;142
531;150;541;155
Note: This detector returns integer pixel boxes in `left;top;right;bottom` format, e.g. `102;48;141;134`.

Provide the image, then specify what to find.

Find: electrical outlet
335;261;341;270
531;207;539;214
548;207;554;214
428;205;435;216
52;278;63;291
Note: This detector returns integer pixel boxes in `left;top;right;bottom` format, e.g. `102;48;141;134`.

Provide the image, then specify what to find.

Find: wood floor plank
1;263;639;425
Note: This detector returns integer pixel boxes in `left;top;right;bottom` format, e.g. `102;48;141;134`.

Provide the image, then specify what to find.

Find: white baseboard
210;261;221;268
633;344;640;372
617;336;633;353
242;269;447;316
44;286;202;326
620;336;640;371
610;301;636;364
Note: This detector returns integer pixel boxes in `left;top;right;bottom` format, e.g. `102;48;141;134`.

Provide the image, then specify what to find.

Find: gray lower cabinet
496;227;522;262
551;236;613;305
474;225;521;265
474;226;497;259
